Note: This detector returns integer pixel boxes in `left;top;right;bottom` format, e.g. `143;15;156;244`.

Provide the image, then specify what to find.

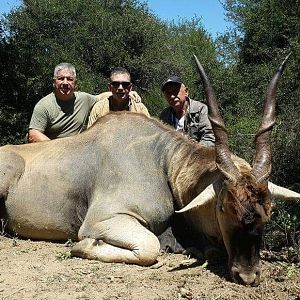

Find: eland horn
194;54;240;183
251;53;291;183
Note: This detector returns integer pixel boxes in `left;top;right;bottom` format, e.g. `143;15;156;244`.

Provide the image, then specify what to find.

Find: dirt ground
0;236;299;300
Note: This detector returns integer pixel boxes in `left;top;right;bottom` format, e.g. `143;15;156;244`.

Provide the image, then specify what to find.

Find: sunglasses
110;81;131;88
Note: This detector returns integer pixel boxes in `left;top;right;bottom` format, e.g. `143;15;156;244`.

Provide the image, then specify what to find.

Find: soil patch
0;236;299;299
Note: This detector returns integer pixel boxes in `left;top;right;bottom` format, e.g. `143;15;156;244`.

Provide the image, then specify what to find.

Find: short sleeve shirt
29;92;98;139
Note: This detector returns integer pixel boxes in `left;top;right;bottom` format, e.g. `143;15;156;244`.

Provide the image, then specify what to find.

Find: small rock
180;287;193;299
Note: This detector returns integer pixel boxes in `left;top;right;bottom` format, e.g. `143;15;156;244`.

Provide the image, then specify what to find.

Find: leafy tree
0;0;219;142
221;0;300;188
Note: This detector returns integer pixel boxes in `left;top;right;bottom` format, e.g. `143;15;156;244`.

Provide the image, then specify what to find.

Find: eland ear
268;182;300;201
176;184;216;213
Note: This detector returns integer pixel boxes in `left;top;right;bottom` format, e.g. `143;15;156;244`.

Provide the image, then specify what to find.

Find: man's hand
129;91;141;103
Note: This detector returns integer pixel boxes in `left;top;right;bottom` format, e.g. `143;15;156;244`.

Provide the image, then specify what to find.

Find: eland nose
239;272;258;286
231;267;260;286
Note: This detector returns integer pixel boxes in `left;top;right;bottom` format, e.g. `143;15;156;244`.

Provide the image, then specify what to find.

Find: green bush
264;200;300;262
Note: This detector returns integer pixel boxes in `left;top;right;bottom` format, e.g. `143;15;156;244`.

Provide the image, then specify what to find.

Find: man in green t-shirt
28;62;98;142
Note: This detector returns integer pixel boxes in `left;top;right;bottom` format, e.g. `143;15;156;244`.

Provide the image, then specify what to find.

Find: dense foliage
0;0;299;259
219;0;300;186
222;0;300;257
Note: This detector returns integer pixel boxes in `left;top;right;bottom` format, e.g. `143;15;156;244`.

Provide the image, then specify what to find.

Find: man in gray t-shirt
28;62;97;142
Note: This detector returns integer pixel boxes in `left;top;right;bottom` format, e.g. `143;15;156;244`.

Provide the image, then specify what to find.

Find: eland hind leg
0;151;25;236
0;151;25;198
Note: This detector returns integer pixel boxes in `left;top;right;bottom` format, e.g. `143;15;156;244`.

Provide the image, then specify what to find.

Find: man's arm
95;91;112;102
28;101;50;143
28;129;50;143
185;102;215;146
140;104;150;117
87;105;99;129
87;100;109;128
196;104;215;146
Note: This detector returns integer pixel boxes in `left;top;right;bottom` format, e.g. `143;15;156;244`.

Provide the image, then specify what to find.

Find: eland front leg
71;214;160;266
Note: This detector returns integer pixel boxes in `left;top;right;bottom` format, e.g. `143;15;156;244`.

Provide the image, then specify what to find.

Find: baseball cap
161;75;183;91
